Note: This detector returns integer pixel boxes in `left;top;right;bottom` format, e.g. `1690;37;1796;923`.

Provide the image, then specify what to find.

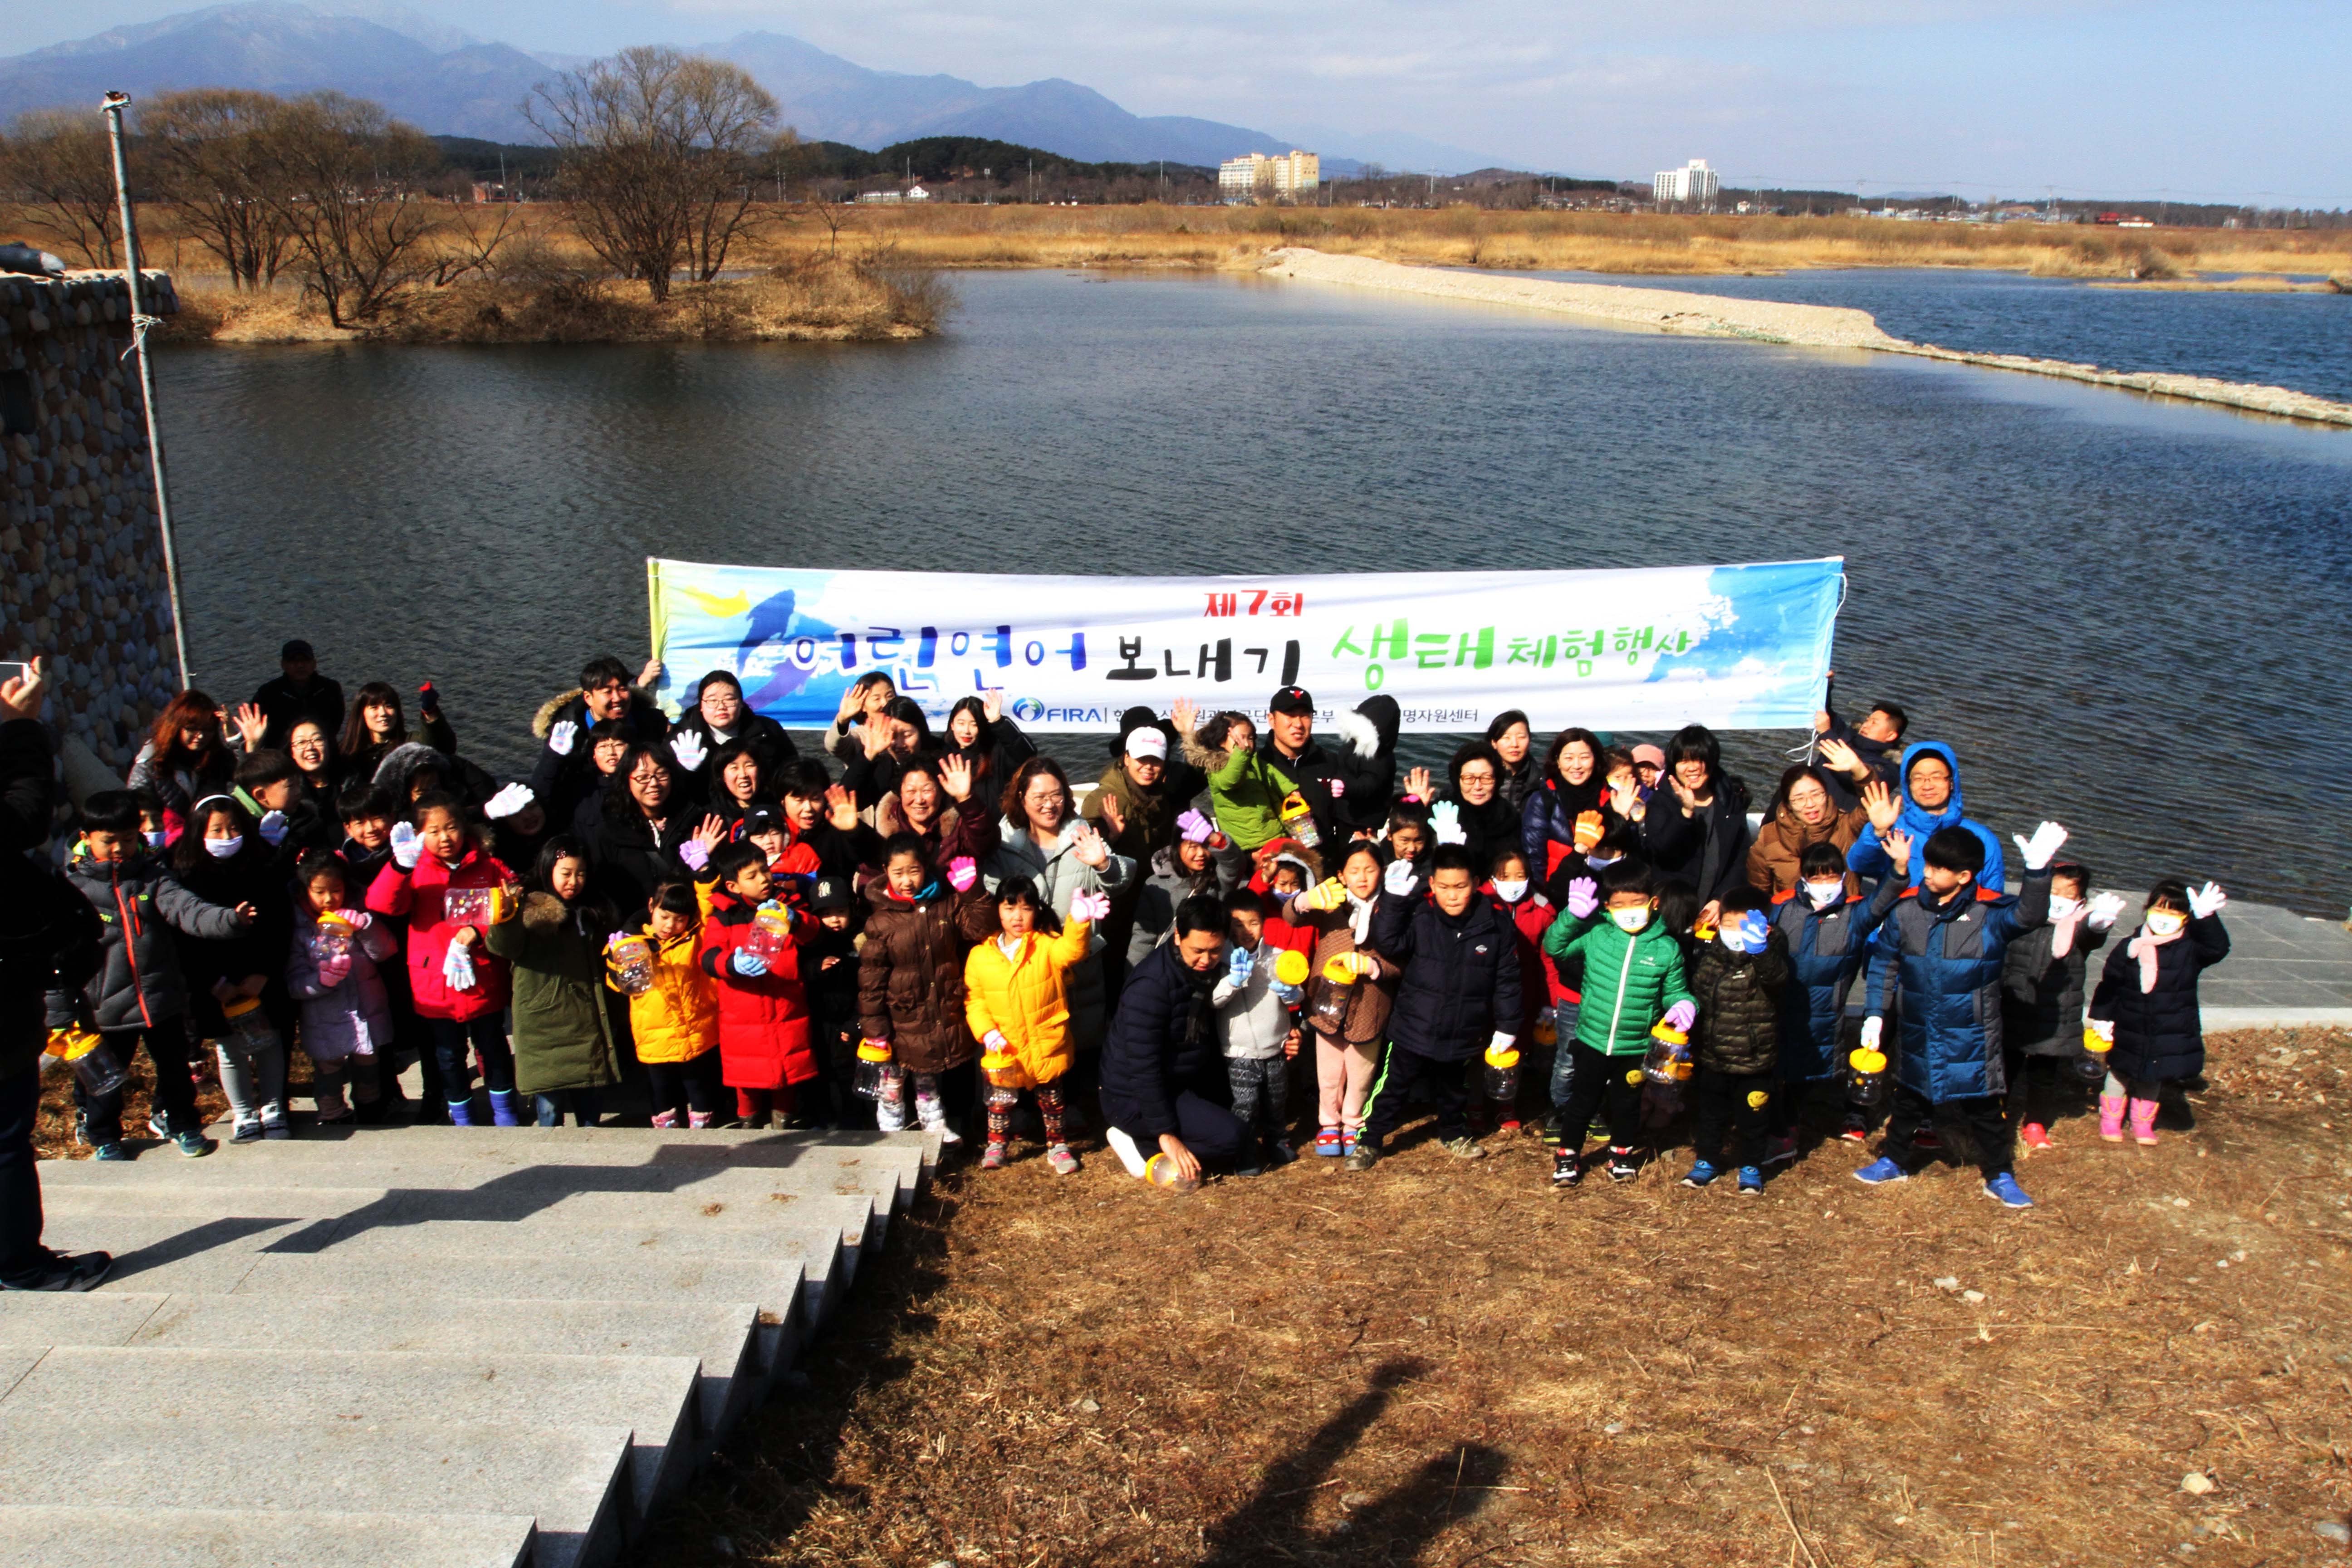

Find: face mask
2144;909;2185;937
1803;879;1843;908
204;835;244;859
1610;906;1650;933
1492;879;1527;902
2048;895;2082;921
1587;853;1619;870
144;829;167;849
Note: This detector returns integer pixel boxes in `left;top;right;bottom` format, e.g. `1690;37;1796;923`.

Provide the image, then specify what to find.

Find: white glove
2088;1016;2115;1044
2013;820;2068;872
258;809;289;846
1489;1032;1516;1053
441;942;477;992
982;1029;1009;1054
2187;881;2227;920
1383;857;1418;896
1858;1016;1883;1050
670;730;709;771
2087;892;2126;930
389;821;421;870
1070;890;1111;923
547;720;578;757
484;782;534;820
1429;800;1465;846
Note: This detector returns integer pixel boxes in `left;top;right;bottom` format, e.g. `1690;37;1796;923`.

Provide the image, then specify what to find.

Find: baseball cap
740;806;783;838
1269;686;1315;716
280;639;315;661
1125;727;1168;761
808;875;855;912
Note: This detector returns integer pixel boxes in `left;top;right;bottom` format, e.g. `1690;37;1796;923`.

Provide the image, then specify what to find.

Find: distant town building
1652;159;1720;209
856;185;931;204
1220;150;1320;203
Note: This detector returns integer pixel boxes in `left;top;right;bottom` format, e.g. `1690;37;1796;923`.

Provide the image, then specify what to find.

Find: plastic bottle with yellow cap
1642;1019;1694;1085
1847;1045;1889;1106
1278;791;1322;850
1145;1152;1200;1192
1482;1038;1521;1102
46;1026;127;1098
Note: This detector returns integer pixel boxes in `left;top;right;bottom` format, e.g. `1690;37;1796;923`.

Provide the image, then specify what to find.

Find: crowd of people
0;641;2234;1292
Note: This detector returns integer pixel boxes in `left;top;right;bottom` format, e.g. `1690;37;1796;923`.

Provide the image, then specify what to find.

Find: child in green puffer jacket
1540;861;1695;1187
1183;711;1298;874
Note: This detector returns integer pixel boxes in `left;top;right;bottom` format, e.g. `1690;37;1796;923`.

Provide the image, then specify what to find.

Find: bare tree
523;46;781;300
0;110;121;266
425;203;520;286
263;93;442;328
142;88;291;288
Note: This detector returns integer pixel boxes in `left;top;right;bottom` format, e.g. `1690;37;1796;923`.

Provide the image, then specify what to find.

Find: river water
156;269;2352;914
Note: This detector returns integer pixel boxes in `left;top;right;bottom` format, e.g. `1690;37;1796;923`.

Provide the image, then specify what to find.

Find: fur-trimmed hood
531;686;664;740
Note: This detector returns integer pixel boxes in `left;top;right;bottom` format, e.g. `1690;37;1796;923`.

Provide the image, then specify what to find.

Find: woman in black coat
945;693;1038;803
668;670;796;795
586;747;710;918
2088;878;2229;1144
1650;725;1752;914
1424;740;1519;876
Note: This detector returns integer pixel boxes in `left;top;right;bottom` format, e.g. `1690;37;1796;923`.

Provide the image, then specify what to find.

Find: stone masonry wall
1;270;182;771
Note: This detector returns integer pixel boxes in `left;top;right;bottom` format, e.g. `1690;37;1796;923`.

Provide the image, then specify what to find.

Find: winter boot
2128;1098;2159;1146
2020;1122;2052;1150
650;1108;679;1129
687;1110;714;1129
446;1098;476;1127
2098;1093;2127;1142
914;1086;959;1145
488;1090;523;1127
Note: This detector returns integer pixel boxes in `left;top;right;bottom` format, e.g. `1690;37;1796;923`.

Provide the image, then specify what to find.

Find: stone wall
1;269;182;772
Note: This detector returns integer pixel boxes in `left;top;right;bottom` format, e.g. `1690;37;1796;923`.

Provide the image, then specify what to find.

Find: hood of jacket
1334;696;1401;760
1896;740;1966;838
373;740;448;800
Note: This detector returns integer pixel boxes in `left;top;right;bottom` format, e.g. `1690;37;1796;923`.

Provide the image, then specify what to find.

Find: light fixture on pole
99;89;193;693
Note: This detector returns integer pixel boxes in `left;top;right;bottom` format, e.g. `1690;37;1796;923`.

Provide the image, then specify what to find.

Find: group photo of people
2;639;2234;1290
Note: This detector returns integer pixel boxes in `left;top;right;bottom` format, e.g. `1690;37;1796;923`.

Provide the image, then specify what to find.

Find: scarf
2127;923;2181;992
2048;904;2088;959
1344;889;1378;946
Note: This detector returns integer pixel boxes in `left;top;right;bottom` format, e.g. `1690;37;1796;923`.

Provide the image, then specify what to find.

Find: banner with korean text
646;557;1844;732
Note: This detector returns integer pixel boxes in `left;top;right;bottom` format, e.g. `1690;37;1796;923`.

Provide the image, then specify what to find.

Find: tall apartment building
1652;158;1720;208
1219;150;1321;202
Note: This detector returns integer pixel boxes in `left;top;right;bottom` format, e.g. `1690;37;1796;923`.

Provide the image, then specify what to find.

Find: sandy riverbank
1264;247;2352;428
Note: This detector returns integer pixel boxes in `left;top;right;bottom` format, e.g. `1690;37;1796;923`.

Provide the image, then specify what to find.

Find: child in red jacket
697;840;817;1127
1478;846;1553;1133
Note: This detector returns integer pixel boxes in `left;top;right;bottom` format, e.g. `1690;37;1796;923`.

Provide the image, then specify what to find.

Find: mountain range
0;2;1501;172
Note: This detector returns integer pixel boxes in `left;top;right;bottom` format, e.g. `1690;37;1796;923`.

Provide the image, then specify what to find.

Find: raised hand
389;821;421;869
1729;910;1769;954
1566;877;1598;919
1094;785;1124;836
1608;777;1641;820
1816;735;1865;779
1403;766;1433;802
1170;697;1197;739
1573;810;1606;853
693;813;727;849
1071;889;1111;923
981;688;1004;724
233;701;268;750
679;840;711;872
2187;881;2228;920
484;782;535;820
0;655;45;721
939;753;974;802
947;855;978;892
637;657;664;691
670;730;709;772
1176;808;1212;843
824;784;859;832
1382;857;1418;897
2087;892;2127;929
859;718;892;760
1070;819;1110;869
1429;800;1465;845
1881;829;1914;870
547;720;579;758
1227;946;1254;985
1860;778;1901;834
1303;877;1348;912
257;809;289;846
2013;820;2068;872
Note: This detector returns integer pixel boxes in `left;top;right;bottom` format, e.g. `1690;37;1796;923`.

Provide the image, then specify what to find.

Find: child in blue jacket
1768;841;1904;1157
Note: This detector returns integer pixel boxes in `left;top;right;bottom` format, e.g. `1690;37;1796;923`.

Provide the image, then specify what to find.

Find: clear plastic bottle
1145;1152;1200;1192
608;932;656;995
744;900;794;965
1482;1040;1521;1103
309;914;353;969
441;886;494;928
222;995;278;1053
47;1027;127;1098
1310;955;1357;1033
1847;1046;1889;1106
1278;791;1322;850
853;1039;897;1100
1642;1022;1692;1086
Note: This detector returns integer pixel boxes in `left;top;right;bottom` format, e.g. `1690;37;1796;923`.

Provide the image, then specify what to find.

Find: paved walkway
2172;898;2352;1028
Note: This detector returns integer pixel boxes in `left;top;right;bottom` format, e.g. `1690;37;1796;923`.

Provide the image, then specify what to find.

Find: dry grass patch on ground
630;1027;2352;1567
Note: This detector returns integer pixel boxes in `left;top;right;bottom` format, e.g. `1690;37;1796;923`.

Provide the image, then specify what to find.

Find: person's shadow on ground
1197;1357;1508;1567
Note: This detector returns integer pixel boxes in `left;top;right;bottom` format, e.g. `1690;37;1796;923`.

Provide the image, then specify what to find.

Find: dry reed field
622;1026;2352;1568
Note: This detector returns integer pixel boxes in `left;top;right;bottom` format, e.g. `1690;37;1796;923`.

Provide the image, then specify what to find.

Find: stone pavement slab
0;1506;536;1568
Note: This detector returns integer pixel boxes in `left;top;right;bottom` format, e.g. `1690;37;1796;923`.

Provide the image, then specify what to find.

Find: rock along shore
1262;247;2352;429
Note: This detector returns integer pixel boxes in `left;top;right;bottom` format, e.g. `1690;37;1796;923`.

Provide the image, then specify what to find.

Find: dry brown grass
627;1027;2352;1567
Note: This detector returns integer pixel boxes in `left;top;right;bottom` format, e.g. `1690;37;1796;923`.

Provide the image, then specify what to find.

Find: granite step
0;1506;537;1568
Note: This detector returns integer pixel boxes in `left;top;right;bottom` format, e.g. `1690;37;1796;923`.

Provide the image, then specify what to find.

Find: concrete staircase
0;1124;940;1568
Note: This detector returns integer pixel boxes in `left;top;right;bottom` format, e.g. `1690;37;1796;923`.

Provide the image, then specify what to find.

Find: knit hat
1630;744;1666;770
1125;727;1167;762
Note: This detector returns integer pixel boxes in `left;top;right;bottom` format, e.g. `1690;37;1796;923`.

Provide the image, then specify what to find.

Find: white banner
647;557;1844;731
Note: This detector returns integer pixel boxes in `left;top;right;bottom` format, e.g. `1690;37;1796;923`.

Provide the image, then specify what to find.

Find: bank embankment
1264;246;2352;428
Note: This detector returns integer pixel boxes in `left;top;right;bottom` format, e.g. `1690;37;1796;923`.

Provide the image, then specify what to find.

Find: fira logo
1010;697;1046;722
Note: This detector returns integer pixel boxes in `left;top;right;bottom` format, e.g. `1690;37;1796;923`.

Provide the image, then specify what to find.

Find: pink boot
2128;1098;2159;1146
2098;1094;2127;1142
650;1108;679;1129
687;1110;713;1129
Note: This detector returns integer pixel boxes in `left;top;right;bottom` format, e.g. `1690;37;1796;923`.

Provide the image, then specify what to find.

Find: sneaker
1981;1172;2034;1209
1440;1136;1487;1160
1762;1134;1798;1167
1852;1156;1909;1186
1607;1151;1640;1182
1344;1138;1381;1173
170;1130;216;1158
1315;1126;1343;1158
2019;1122;2052;1150
1680;1160;1721;1189
1045;1144;1080;1176
92;1141;132;1162
315;1107;356;1127
1838;1112;1870;1143
230;1118;263;1144
0;1249;113;1292
1913;1128;1941;1151
1102;1125;1149;1179
1497;1114;1522;1134
262;1107;294;1137
980;1141;1008;1171
147;1113;172;1142
1551;1149;1582;1187
1235;1162;1264;1178
1265;1139;1300;1167
1736;1166;1764;1196
1339;1128;1359;1157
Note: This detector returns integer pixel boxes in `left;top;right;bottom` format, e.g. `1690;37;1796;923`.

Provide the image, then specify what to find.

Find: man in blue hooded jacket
1847;741;2005;892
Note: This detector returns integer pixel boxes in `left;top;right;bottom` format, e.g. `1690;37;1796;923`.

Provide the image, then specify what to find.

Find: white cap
1125;727;1168;762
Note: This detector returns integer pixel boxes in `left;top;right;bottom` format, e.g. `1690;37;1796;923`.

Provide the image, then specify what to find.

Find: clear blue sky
35;0;2352;204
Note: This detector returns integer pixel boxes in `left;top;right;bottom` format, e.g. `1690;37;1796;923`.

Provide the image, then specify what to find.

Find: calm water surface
157;271;2352;913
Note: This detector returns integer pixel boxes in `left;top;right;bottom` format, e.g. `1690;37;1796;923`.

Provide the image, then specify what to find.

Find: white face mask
144;829;168;849
1610;906;1650;933
2048;895;2082;921
204;835;244;859
1587;853;1619;870
1803;879;1843;908
2144;909;2185;937
1492;879;1527;902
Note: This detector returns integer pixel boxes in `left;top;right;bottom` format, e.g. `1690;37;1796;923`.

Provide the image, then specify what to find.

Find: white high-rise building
1652;158;1721;208
1219;150;1321;203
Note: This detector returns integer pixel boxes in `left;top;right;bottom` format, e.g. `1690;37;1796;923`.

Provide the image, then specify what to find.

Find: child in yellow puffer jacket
607;882;722;1127
962;877;1104;1174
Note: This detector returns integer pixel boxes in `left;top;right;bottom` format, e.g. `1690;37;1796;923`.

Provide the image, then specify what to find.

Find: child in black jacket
2087;877;2229;1147
2000;860;2122;1148
1681;885;1789;1195
800;873;865;1127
